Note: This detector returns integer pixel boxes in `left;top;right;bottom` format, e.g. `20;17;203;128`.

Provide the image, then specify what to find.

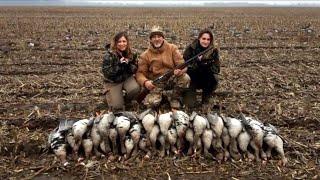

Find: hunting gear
136;26;190;109
102;32;140;111
137;45;215;104
183;29;220;108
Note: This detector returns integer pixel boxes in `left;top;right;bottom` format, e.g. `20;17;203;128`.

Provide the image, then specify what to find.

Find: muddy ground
0;7;319;179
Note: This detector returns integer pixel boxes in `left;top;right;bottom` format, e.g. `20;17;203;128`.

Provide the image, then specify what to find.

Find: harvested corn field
0;7;319;179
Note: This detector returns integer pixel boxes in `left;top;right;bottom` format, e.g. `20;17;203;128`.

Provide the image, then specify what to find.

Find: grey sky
0;0;319;7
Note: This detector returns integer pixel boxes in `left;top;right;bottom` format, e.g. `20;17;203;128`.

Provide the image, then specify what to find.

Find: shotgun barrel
136;46;216;103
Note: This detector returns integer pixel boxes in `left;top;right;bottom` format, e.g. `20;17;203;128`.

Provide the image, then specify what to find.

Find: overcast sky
0;0;319;7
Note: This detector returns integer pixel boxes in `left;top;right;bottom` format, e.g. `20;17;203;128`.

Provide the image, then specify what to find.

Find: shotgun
136;46;216;103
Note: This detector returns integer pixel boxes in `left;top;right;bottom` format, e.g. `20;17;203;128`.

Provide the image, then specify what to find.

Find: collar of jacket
108;49;134;63
148;40;169;54
190;39;217;60
107;49;118;57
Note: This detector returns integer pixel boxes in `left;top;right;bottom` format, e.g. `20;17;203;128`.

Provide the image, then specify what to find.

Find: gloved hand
120;57;129;64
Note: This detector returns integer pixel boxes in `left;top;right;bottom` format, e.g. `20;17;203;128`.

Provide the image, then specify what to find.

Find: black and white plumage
263;124;287;166
222;116;242;160
158;112;174;156
80;126;93;159
124;135;134;159
206;112;224;154
221;126;231;161
139;134;152;159
172;110;190;153
129;122;142;156
82;137;93;159
263;123;279;134
149;124;160;149
202;128;213;158
240;115;266;161
158;112;173;137
140;109;157;141
185;127;194;155
48;119;74;166
167;125;178;155
114;115;131;154
138;108;154;121
139;109;157;157
66;132;76;151
138;134;148;152
47;110;287;164
158;133;166;157
115;111;139;123
190;111;209;154
108;127;118;154
71;118;94;159
142;112;157;133
237;129;254;161
97;112;116;154
91;116;102;157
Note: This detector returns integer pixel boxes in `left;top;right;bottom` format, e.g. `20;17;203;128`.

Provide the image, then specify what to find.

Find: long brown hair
198;29;214;46
111;31;133;59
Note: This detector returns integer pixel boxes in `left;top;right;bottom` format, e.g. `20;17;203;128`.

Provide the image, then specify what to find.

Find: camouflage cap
149;25;165;39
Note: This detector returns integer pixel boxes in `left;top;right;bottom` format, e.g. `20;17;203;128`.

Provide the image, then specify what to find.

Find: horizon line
1;1;320;7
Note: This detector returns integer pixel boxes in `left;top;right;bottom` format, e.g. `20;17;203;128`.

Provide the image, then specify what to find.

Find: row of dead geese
48;109;287;166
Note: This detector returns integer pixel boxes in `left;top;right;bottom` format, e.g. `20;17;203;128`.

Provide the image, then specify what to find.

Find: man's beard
152;41;164;49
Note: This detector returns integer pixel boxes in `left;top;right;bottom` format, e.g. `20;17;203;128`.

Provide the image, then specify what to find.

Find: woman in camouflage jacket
183;29;220;107
102;31;140;110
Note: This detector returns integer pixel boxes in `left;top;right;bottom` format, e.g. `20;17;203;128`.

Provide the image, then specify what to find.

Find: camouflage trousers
184;74;219;108
143;73;190;109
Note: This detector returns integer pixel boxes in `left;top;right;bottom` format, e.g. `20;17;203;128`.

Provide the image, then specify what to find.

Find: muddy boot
170;83;188;109
183;88;197;109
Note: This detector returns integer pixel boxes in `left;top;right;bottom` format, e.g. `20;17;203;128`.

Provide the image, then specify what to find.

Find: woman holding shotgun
102;31;140;111
183;29;220;108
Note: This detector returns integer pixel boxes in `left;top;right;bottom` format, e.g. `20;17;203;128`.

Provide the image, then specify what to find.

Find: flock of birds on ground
48;108;288;167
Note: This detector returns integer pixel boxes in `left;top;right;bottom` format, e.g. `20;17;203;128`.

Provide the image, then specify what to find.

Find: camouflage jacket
183;39;220;75
102;50;138;83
